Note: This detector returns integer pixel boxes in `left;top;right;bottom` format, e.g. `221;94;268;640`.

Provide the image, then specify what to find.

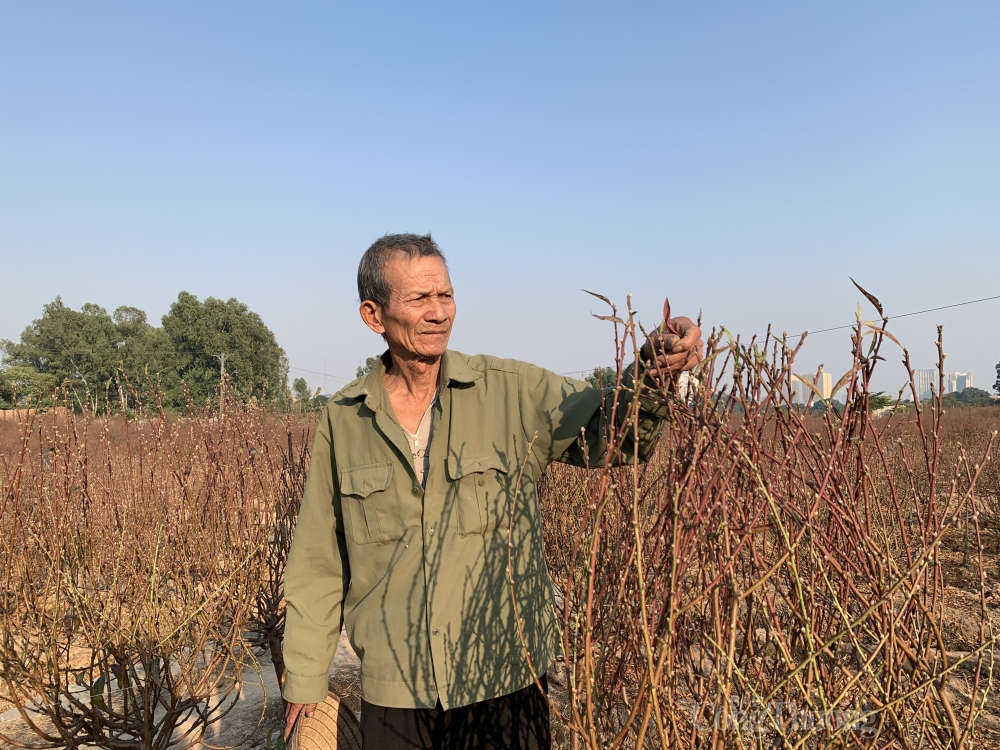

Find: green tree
942;386;993;408
292;377;311;404
1;298;177;411
161;292;288;406
584;366;618;389
958;386;993;406
0;366;59;408
110;306;182;408
810;399;845;416
291;377;328;412
356;356;381;379
3;298;118;397
868;391;893;411
994;361;999;395
4;294;286;412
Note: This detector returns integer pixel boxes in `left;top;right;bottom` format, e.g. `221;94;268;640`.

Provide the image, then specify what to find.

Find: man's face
364;254;456;359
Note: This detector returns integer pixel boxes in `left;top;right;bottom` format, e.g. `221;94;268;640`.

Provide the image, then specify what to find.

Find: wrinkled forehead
385;253;452;296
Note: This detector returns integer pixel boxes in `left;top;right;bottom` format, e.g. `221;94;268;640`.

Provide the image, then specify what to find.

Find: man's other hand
284;701;318;742
641;310;703;382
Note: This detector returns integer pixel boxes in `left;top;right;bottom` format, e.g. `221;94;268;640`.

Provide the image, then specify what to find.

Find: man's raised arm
520;306;702;469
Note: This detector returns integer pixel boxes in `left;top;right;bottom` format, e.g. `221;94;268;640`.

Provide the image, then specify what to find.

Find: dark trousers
360;677;549;750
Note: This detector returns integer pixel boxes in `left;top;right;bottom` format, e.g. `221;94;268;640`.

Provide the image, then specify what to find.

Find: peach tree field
1;303;998;750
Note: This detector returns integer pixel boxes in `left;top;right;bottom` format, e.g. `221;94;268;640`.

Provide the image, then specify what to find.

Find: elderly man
282;234;702;749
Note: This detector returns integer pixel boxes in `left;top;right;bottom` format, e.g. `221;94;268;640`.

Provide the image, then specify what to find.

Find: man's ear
359;300;385;335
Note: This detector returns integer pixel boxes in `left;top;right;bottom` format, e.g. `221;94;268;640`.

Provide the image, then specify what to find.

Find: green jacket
281;350;666;709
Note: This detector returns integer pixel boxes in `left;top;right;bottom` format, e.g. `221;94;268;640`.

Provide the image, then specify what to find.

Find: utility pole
213;353;229;417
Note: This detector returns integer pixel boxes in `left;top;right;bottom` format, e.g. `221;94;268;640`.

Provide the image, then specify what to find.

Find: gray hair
357;233;447;309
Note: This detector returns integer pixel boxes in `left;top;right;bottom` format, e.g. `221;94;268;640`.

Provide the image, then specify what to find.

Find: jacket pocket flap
340;463;393;497
447;451;509;479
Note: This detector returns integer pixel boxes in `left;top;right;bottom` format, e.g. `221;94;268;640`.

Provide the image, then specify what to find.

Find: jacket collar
340;349;481;402
340;351;388;401
441;349;482;385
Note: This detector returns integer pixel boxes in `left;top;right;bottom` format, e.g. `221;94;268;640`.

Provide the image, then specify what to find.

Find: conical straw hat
288;692;362;750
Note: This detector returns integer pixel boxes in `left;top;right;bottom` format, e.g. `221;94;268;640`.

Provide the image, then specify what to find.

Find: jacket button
412;486;420;495
432;629;439;636
477;478;485;486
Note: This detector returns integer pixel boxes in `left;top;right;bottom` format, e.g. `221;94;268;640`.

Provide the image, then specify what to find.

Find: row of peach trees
2;291;997;749
0;382;311;750
538;292;997;748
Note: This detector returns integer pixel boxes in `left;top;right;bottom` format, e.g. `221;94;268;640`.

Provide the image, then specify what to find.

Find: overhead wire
287;365;352;382
800;292;1000;336
559;290;1000;375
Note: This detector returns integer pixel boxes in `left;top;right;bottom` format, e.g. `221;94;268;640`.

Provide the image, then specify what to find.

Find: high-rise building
817;371;832;399
947;372;973;393
790;376;810;405
913;369;973;400
914;368;935;401
791;371;833;404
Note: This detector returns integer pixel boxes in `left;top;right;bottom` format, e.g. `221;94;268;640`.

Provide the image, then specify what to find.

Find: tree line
0;293;288;412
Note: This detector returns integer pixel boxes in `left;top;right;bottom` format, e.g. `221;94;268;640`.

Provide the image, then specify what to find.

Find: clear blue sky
2;2;998;396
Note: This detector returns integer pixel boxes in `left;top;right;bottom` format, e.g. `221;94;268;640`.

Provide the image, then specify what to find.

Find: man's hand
640;298;703;384
284;702;318;742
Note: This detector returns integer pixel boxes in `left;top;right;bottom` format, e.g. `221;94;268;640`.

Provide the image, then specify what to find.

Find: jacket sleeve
518;361;666;469
281;409;351;705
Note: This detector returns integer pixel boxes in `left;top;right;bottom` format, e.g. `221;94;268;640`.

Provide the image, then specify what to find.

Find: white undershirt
400;394;437;487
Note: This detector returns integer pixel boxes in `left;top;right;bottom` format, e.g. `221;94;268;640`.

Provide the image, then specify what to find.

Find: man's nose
426;298;450;322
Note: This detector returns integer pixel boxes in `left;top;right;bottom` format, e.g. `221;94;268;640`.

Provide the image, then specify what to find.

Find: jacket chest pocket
340;462;404;544
447;452;510;536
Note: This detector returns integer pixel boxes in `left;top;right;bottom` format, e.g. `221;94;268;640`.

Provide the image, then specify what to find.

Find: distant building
790;377;808;404
913;369;973;400
914;369;935;401
791;371;833;404
948;372;973;394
